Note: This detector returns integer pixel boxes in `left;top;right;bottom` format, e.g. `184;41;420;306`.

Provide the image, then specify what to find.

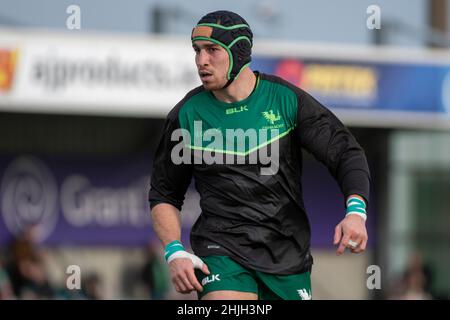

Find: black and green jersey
149;72;370;275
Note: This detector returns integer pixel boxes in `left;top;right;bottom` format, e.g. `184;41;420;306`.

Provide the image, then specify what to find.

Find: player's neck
212;68;256;103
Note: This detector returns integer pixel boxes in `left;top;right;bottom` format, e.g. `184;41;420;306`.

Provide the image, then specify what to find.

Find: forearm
150;202;209;293
150;203;182;247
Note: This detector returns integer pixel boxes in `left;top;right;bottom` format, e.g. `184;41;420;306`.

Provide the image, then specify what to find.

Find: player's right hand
168;252;210;294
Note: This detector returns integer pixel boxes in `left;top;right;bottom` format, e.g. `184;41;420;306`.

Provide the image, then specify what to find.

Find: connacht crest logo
262;110;281;125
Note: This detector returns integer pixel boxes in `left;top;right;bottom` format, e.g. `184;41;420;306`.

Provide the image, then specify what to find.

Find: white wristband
345;211;367;221
166;250;205;269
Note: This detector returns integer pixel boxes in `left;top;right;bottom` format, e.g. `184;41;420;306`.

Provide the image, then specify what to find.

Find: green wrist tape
164;240;185;261
346;196;367;218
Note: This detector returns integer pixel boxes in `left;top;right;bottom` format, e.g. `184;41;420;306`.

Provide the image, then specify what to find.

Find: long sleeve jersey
148;72;370;275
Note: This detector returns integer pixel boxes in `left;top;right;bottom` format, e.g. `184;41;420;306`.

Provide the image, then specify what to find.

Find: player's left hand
333;214;368;255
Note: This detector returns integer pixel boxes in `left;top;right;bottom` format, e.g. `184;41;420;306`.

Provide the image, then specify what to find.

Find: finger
202;263;210;275
191;255;206;270
334;224;342;245
180;273;195;292
187;270;203;292
351;247;364;253
360;235;368;251
350;243;362;253
353;236;368;253
176;277;188;293
337;233;351;255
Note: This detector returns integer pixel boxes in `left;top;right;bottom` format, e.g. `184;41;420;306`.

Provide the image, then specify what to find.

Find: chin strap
221;72;258;92
221;78;234;89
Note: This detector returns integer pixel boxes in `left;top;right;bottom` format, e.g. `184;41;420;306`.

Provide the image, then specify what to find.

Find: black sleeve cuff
148;188;183;211
339;169;371;209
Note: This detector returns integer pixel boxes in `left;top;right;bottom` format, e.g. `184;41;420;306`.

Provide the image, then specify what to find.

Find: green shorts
195;256;312;300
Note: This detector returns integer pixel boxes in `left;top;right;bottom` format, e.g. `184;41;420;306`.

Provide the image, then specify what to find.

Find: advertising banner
252;57;450;114
0;31;200;116
1;30;449;119
0;154;372;248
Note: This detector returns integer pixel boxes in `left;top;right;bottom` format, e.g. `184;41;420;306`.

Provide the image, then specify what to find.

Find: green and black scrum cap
191;10;253;85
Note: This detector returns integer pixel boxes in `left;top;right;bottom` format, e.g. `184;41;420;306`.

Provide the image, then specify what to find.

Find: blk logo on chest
226;105;248;115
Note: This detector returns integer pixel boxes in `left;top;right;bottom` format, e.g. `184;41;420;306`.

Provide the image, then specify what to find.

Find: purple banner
301;158;375;249
0;154;374;248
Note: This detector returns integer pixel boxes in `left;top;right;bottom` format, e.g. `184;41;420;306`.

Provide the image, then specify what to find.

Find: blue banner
252;56;450;114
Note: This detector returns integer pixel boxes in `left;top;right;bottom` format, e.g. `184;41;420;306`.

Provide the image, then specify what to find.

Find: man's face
193;40;229;90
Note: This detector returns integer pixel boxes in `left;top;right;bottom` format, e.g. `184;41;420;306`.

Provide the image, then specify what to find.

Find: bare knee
201;290;258;300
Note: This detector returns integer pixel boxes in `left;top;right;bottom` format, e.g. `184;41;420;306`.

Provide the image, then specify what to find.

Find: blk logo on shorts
202;274;221;286
297;289;312;300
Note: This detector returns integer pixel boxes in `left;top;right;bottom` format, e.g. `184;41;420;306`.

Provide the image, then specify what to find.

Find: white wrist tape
345;211;367;221
166;250;205;269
